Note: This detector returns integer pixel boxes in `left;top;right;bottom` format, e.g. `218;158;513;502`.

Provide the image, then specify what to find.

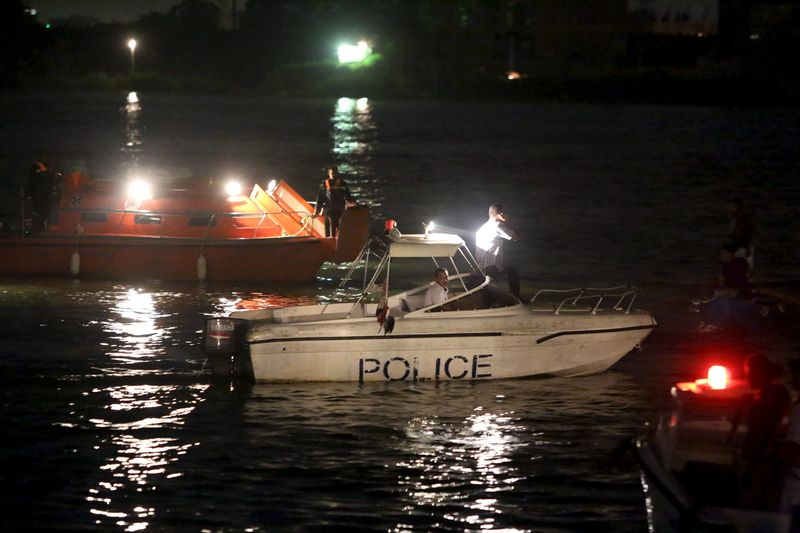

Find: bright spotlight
266;179;277;194
337;40;371;64
127;91;139;104
127;179;152;201
225;180;243;197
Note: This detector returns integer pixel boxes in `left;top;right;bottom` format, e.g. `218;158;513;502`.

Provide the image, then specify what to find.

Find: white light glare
127;179;152;201
225;180;243;197
266;179;277;194
127;38;137;52
337;40;371;64
127;91;139;104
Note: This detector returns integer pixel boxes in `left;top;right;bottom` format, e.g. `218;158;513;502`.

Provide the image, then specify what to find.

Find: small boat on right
631;364;792;532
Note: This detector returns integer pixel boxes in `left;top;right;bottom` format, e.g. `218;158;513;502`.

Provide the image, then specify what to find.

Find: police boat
203;225;656;383
631;365;792;532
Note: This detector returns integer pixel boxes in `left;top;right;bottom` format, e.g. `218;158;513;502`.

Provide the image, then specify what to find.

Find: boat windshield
424;277;519;312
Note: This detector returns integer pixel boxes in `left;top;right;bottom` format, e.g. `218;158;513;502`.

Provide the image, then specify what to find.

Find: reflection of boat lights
126;179;152;201
266;179;277;194
395;411;523;529
81;383;206;530
337;97;355;113
224;180;243;197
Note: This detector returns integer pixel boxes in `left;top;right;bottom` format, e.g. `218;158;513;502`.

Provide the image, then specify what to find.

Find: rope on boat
283;214;314;237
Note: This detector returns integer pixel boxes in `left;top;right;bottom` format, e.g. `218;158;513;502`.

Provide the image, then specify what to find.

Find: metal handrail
531;285;639;315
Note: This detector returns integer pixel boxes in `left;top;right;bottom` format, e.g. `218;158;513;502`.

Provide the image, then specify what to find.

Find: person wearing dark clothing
698;243;757;330
314;166;355;238
729;197;754;272
25;151;60;231
728;354;790;510
719;242;753;298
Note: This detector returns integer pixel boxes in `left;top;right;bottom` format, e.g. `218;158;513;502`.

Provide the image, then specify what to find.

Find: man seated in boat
697;242;758;330
423;267;449;308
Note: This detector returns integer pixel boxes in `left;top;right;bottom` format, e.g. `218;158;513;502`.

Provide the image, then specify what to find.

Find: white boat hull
203;231;657;383
242;308;655;382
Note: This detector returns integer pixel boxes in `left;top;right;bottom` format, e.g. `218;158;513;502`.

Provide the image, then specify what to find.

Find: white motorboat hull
203;231;657;383
235;306;655;382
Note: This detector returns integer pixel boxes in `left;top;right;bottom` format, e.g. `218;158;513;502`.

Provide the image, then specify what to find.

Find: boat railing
529;285;639;314
84;208;316;238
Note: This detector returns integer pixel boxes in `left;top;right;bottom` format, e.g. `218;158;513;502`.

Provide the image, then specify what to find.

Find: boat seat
402;294;426;311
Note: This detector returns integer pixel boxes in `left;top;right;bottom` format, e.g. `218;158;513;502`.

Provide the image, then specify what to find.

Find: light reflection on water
331;96;383;212
398;409;528;531
104;289;165;363
122;92;143;168
85;384;204;531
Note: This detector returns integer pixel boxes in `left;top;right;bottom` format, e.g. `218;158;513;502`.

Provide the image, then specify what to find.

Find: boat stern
203;317;254;384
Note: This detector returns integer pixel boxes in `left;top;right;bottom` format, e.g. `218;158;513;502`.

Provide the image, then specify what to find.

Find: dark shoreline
7;71;799;108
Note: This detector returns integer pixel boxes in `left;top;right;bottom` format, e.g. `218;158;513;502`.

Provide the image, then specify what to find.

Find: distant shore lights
338;40;371;64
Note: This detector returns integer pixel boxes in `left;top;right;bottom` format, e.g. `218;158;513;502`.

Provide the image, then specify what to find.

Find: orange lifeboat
1;170;369;282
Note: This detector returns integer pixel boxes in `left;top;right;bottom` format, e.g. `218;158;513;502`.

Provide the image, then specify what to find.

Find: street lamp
127;38;137;74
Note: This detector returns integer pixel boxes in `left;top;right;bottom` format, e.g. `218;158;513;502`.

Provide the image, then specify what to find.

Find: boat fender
196;253;207;281
70;250;80;276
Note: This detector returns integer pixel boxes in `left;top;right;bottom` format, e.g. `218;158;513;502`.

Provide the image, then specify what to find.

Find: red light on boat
707;365;729;390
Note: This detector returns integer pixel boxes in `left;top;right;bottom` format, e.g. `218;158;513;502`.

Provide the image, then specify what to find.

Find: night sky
28;0;180;22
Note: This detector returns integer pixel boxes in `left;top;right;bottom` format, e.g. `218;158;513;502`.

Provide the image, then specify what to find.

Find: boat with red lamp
0;167;369;282
631;364;792;532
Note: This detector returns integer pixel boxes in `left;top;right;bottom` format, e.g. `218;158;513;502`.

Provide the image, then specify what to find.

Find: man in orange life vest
313;166;355;238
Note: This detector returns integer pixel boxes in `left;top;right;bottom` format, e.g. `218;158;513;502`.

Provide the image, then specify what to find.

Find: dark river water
1;92;799;531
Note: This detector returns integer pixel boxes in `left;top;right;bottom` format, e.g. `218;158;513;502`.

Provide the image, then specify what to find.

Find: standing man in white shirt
475;204;521;299
423;267;449;307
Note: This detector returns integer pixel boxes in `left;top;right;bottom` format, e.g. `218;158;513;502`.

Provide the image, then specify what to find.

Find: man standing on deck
475;204;521;299
25;150;59;231
314;166;355;238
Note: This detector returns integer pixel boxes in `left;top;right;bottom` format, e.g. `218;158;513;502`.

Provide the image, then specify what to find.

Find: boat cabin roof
388;233;466;258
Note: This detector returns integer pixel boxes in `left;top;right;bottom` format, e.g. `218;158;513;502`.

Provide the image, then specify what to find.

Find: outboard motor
203;317;253;384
